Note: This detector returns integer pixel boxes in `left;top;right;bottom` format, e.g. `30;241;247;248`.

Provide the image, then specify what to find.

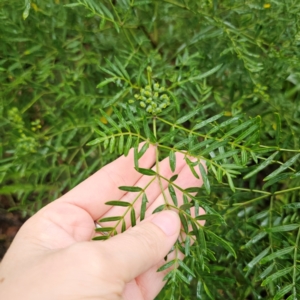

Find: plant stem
153;116;168;205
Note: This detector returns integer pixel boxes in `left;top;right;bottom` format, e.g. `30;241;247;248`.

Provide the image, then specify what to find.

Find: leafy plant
1;0;300;299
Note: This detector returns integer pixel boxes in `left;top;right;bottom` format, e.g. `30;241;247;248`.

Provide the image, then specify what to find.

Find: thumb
99;210;180;282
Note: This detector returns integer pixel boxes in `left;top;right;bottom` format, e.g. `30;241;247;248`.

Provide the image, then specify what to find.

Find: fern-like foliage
87;65;300;299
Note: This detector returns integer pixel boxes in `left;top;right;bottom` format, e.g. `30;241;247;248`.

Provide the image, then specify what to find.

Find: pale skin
0;144;204;300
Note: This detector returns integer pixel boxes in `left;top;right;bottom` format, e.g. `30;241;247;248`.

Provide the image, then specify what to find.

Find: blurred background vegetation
1;0;300;299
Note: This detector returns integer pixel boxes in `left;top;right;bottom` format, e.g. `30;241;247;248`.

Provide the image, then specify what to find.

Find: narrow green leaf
197;226;207;253
185;187;201;193
241;149;248;165
226;172;235;192
176;270;190;284
206;230;237;258
23;0;31;20
179;212;189;232
119;186;143;192
258;263;275;280
266;224;299;232
183;194;189;204
248;210;269;222
95;227;114;232
135;167;156;176
134;146;139;169
93;235;109;241
190;64;223;81
138;142;149;159
169;150;176;172
157;259;176;272
245;231;267;248
274;284;293;300
131;208;136;226
114;57;130;80
153;204;165;213
98;216;122;222
201;140;229;156
64;3;81;7
158;129;179;143
283;202;300;209
124;134;132;156
185;157;199;179
143;118;151;139
260;246;294;264
86;137;106;146
264;153;300;181
168;184;178;206
198;163;210;194
234;123;259;143
126;106;140;134
104;58;122;77
190;139;212;153
192;113;223;131
263;172;292;189
105;200;131;207
162;270;176;282
176;107;202;124
118;134;124;154
174;136;193;149
140;194;148;221
212;149;239;161
274;112;281;146
203;282;214;300
100;109;121;132
246;247;270;269
243;151;278;179
113;107;130;131
109;136;115;153
195;214;223;224
96;77;116;88
261;267;292;286
178;260;195;277
121;219;126;233
170;174;178;182
184;235;190;256
223;119;255;138
104;138;109;149
208;115;241;135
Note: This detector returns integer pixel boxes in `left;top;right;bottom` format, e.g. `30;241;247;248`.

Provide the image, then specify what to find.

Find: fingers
97;211;181;283
98;152;187;229
57;144;156;220
98;155;205;231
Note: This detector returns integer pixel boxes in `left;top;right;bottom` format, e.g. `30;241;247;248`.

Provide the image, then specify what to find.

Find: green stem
153;117;168;205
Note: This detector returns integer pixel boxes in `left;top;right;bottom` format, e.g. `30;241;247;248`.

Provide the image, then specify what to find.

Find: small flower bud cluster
8;107;24;133
17;135;38;153
129;82;170;115
31;119;42;132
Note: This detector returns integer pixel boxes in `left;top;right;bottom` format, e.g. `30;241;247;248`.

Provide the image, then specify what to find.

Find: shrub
1;0;300;299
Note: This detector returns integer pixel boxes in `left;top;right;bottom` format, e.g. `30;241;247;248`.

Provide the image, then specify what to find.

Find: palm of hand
0;146;204;300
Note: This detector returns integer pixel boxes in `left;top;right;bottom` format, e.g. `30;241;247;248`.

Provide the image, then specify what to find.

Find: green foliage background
1;0;300;299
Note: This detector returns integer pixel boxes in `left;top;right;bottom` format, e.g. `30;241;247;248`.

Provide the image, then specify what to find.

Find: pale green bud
153;83;160;91
140;101;146;108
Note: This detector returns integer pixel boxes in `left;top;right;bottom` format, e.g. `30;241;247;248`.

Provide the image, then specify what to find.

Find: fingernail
151;211;179;236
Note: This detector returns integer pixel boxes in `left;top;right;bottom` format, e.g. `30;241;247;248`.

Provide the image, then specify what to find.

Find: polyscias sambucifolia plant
88;66;300;300
1;0;300;299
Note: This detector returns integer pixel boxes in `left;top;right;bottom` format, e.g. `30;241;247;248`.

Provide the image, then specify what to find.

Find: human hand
0;144;204;300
